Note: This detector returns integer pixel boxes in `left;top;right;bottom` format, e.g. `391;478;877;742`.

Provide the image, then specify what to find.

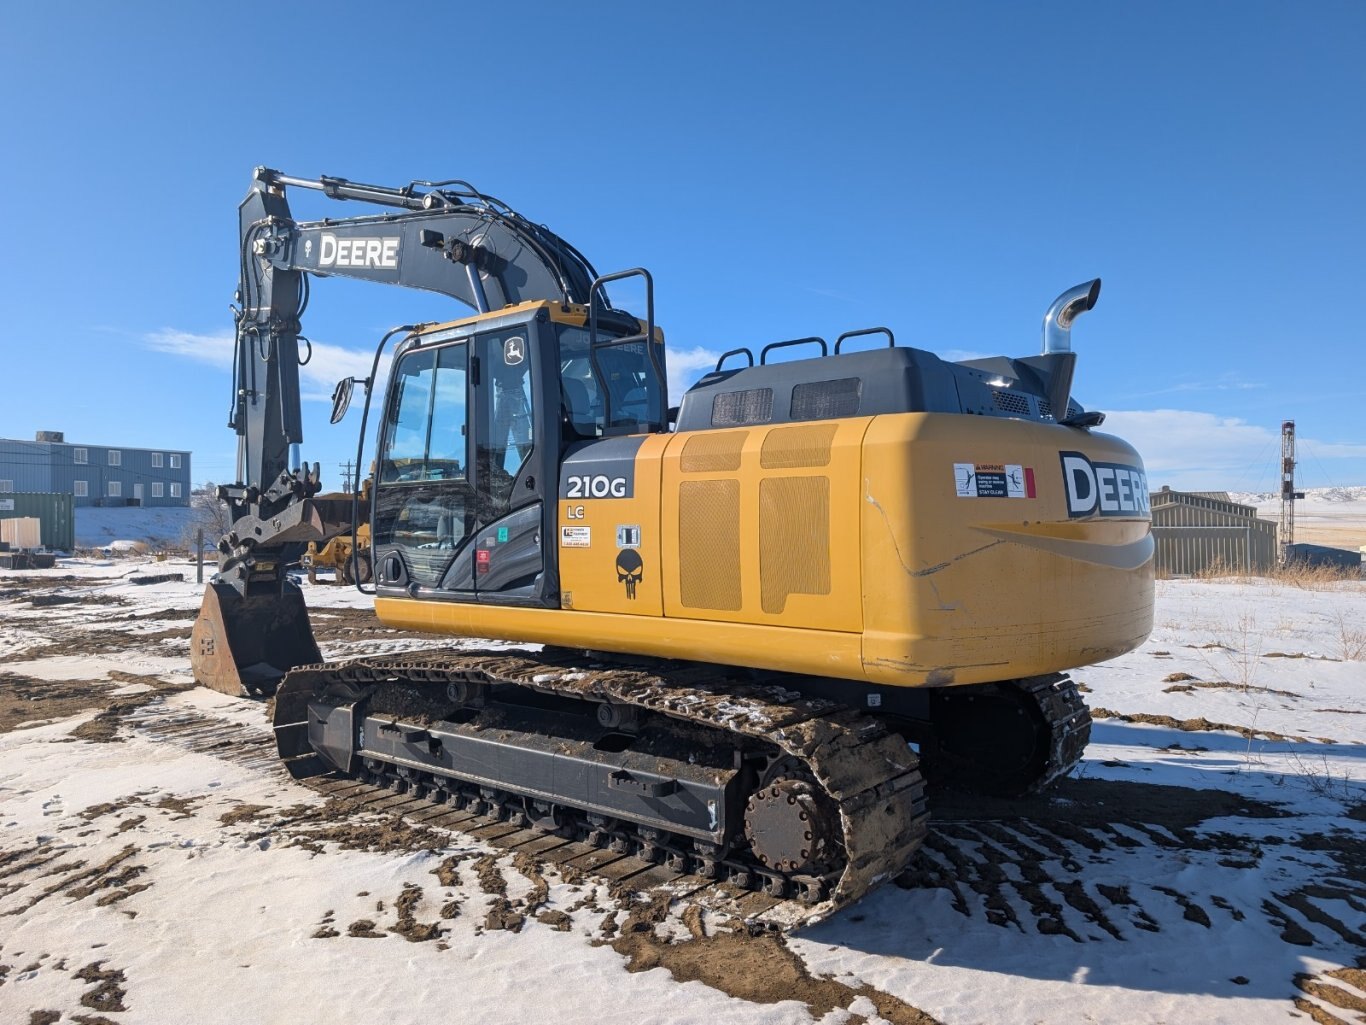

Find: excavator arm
228;168;603;531
193;167;611;695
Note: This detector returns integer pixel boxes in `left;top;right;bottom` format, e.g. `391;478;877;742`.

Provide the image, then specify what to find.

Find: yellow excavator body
199;167;1155;920
377;410;1152;688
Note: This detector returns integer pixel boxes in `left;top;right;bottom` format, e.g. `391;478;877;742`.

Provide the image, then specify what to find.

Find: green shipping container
0;492;75;552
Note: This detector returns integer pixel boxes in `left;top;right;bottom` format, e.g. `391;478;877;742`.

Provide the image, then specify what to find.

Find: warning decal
954;463;1035;499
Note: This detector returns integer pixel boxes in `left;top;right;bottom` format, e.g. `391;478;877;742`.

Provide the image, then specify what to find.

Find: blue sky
1;1;1362;492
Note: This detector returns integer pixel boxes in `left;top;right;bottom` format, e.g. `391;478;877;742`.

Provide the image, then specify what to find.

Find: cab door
372;338;476;595
465;326;547;602
371;319;554;606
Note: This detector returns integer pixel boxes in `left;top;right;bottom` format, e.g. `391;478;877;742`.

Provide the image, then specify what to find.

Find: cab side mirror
330;377;356;424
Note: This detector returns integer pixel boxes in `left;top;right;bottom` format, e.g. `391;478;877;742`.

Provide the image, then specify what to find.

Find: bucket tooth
190;580;321;697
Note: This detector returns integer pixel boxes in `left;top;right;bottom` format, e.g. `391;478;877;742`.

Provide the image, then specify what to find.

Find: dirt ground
1;563;1363;1025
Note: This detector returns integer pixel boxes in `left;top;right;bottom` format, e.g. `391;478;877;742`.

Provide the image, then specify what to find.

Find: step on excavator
191;168;1154;923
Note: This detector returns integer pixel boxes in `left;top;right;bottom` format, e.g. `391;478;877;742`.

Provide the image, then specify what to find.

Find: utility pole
1278;420;1305;564
338;461;354;493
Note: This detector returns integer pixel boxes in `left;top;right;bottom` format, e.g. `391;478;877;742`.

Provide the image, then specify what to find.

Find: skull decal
615;549;643;600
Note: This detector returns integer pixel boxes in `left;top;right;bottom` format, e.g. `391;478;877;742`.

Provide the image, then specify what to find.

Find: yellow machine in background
302;485;372;585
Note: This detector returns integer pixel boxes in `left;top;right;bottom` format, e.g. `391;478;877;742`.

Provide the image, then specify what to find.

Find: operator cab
366;300;665;610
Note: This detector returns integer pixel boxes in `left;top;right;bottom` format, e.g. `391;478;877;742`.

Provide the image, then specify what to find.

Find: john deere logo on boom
1060;451;1149;518
318;233;401;270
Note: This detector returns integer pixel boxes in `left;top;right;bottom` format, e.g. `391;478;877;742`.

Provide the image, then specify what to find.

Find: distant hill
1228;485;1366;505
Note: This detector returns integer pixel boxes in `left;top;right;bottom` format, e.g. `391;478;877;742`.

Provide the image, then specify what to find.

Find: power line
1296;440;1342;491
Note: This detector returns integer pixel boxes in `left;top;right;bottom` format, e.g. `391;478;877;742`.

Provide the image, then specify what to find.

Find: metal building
0;492;75;551
1149;486;1277;575
0;431;191;508
1285;543;1362;573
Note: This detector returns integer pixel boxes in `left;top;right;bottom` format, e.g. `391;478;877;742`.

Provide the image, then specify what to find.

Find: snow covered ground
0;559;1362;1025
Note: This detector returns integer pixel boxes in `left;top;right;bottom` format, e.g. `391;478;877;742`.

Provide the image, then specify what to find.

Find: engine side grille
790;378;861;421
992;390;1031;416
680;432;746;473
760;424;837;469
712;388;773;427
760;476;831;614
679;479;742;610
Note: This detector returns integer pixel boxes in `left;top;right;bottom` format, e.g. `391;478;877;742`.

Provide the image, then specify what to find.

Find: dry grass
1172;556;1363;590
1277;561;1365;589
1284;750;1359;802
1331;608;1366;662
1192;610;1263;692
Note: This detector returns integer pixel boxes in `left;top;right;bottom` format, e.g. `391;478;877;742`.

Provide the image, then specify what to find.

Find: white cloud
1103;409;1366;490
149;328;724;410
145;328;377;403
666;345;724;400
800;285;857;303
145;328;234;368
1120;373;1266;398
1304;439;1366;459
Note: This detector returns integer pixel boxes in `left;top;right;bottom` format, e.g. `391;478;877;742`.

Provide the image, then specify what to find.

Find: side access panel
660;419;869;632
556;434;668;616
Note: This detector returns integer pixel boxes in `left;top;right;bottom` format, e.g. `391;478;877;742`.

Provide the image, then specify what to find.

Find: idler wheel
743;778;841;875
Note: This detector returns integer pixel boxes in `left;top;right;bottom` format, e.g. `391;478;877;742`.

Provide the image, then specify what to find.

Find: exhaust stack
1035;278;1102;424
1042;278;1101;354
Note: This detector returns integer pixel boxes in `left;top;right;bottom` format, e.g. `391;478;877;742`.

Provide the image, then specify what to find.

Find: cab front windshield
557;324;663;435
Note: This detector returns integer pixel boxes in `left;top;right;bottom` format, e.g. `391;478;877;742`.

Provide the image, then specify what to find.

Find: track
123;696;896;928
926;673;1092;796
123;651;1092;928
271;650;931;927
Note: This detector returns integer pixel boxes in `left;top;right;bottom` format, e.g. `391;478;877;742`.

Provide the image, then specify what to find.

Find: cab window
478;330;535;509
557;324;663;435
381;342;467;483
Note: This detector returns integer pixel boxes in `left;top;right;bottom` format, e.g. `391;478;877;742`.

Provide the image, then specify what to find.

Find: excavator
191;167;1154;920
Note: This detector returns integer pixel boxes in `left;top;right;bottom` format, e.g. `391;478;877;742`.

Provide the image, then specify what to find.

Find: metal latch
608;770;677;798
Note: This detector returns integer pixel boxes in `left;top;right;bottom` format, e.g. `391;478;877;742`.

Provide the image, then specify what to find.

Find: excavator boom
192;168;630;695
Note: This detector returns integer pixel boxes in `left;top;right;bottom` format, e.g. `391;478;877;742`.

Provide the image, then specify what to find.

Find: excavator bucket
190;580;322;697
